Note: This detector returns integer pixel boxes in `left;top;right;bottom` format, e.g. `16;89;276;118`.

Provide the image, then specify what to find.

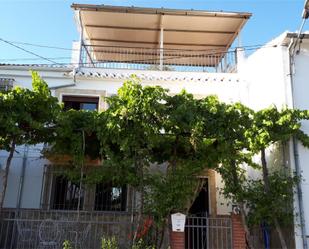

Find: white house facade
0;5;252;249
2;4;309;248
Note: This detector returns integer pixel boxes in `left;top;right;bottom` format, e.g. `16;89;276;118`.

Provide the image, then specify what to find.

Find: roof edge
71;3;252;19
0;63;73;72
286;32;309;39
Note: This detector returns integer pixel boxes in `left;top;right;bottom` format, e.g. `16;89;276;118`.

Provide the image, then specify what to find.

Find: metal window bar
41;167;129;213
0;78;14;92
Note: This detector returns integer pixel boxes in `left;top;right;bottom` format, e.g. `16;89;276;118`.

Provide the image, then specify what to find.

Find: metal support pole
159;26;164;71
78;10;84;68
16;145;28;209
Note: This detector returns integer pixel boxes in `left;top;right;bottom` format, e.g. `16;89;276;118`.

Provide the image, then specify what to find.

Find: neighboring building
240;31;309;249
0;4;256;249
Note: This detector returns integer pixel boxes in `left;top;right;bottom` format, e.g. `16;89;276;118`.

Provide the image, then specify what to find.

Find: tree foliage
0;71;61;210
244;172;298;227
0;71;60;149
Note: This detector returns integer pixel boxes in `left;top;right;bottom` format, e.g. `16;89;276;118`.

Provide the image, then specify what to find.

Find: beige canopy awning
71;4;251;67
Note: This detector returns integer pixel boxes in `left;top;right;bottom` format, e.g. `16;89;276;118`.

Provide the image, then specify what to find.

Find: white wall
290;40;309;236
215;172;231;215
0;66;249;103
0;144;46;208
240;38;290;110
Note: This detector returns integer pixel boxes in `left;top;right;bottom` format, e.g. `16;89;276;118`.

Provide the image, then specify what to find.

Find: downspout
16;145;28;209
288;37;308;249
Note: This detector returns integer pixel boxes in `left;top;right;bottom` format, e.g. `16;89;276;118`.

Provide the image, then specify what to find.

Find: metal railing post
159;27;164;71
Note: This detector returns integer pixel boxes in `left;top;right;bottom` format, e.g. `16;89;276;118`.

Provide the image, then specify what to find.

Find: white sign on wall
171;212;186;232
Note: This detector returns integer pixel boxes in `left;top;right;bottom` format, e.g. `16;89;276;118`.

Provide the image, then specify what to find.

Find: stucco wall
0;144;46;208
291;41;309;239
240;39;290;110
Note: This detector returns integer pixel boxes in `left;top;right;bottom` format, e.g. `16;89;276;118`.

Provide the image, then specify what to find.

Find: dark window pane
62;96;99;111
63;101;80;111
51;175;84;210
94;182;127;211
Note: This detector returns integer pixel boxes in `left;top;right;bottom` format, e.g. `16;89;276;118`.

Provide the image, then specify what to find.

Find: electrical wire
0;45;277;65
4;38;273;53
7;40;78;51
0;38;61;64
0;37;278;67
1;57;71;62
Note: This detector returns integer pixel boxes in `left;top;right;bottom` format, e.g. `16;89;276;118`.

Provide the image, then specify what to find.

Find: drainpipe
288;37;308;249
16;145;28;209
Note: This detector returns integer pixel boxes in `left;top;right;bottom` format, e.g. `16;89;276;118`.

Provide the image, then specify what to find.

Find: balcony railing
80;45;237;73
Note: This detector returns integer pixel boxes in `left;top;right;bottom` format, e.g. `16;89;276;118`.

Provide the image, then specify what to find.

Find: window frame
94;182;127;212
62;95;99;111
50;174;85;210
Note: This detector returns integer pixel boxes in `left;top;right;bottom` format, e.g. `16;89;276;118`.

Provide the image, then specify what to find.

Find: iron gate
185;216;232;249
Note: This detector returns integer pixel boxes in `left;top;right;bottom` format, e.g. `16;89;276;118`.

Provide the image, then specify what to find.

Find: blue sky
0;0;308;64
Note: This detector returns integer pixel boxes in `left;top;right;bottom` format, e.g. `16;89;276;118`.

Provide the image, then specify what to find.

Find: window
94;183;127;211
0;78;14;92
62;96;99;111
51;175;84;210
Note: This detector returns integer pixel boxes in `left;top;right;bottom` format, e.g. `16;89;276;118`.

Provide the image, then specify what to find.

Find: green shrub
132;239;155;249
63;240;72;249
101;237;157;249
101;237;119;249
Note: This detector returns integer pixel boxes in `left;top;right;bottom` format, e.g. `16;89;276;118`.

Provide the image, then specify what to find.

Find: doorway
185;179;210;249
189;178;209;216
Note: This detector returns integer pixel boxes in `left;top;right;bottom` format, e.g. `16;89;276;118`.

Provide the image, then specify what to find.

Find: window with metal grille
51;175;84;210
94;182;127;211
0;78;14;92
62;95;99;111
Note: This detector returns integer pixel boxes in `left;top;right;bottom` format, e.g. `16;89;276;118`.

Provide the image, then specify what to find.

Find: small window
62;96;99;111
0;78;14;92
94;183;127;211
51;175;84;210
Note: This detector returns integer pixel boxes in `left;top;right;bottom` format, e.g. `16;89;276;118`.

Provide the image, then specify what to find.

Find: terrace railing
80;45;237;73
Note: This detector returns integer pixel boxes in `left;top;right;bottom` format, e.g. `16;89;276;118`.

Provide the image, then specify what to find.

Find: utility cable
0;38;60;64
0;42;278;66
7;40;78;51
3;38;275;53
1;57;71;62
